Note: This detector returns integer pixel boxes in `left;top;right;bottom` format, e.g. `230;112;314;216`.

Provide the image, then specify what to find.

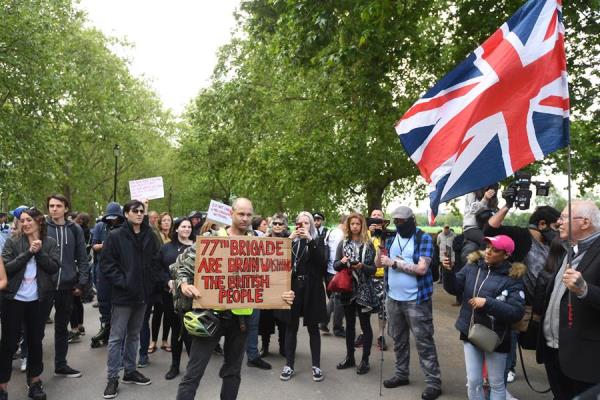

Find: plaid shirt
384;228;434;304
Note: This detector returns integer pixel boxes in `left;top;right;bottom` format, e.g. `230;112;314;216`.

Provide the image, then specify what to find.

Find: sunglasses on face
130;209;145;215
272;222;285;226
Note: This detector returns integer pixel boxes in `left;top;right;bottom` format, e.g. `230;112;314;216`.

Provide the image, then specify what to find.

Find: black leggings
344;302;373;362
151;292;174;343
284;315;320;369
0;298;48;382
170;314;192;369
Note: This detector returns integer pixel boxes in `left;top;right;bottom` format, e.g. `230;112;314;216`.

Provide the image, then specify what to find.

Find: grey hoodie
46;217;90;290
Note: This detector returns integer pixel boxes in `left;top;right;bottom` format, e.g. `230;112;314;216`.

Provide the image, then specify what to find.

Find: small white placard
207;199;232;226
129;177;164;201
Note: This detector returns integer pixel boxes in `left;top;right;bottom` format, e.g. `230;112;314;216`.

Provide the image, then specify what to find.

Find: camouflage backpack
170;245;196;315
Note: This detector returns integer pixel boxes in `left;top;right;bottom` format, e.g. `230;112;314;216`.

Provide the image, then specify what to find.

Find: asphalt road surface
6;285;552;399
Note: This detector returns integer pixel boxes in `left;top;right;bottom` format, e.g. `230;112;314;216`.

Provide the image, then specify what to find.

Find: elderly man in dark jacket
100;200;161;399
537;200;600;400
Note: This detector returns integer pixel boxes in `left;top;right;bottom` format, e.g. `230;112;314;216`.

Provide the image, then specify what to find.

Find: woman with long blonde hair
334;212;377;375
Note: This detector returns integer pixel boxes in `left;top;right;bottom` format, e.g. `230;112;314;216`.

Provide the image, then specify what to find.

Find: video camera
366;217;389;239
502;171;551;210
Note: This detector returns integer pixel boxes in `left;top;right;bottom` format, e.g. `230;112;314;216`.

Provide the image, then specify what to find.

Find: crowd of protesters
0;188;599;400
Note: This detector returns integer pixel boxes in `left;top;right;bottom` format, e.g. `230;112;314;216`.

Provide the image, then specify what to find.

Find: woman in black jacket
0;207;60;400
163;218;194;380
279;212;327;383
442;234;525;400
259;213;289;357
334;212;377;375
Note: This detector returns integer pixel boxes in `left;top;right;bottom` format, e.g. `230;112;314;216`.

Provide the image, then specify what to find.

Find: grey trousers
106;304;146;379
386;298;442;390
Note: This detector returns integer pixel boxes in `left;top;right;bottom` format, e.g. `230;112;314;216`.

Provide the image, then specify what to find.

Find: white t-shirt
327;227;344;275
15;257;38;302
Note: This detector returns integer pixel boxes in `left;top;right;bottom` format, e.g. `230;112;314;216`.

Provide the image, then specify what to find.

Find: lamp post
113;144;120;202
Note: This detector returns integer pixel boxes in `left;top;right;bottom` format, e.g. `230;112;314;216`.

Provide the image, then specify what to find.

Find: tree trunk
365;183;386;214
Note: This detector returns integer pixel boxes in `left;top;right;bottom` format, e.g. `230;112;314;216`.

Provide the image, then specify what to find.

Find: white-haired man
538;200;600;399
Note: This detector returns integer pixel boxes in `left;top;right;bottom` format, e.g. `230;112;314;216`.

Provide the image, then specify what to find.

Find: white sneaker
20;358;27;372
507;370;516;383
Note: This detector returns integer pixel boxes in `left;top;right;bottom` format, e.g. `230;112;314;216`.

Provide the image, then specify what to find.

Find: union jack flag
395;0;569;220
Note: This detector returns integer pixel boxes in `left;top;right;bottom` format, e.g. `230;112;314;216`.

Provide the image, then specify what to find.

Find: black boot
165;365;179;380
91;323;110;348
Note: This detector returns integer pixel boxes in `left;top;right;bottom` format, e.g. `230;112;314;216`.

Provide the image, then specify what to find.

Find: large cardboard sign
206;200;232;226
129;177;164;201
193;236;292;310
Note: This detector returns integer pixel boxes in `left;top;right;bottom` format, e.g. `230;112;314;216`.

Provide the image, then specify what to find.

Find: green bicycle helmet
183;310;220;337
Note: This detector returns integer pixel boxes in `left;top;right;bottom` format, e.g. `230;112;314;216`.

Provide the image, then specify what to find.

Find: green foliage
0;0;179;216
180;0;600;218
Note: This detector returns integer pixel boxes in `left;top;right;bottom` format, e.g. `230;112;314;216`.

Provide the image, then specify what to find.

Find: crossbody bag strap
469;268;482;330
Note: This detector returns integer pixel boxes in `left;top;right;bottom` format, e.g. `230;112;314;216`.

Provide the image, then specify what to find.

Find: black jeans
284;315;320;369
70;293;84;328
170;314;192;369
344;302;373;362
0;298;48;382
544;347;594;400
44;289;73;369
176;316;247;400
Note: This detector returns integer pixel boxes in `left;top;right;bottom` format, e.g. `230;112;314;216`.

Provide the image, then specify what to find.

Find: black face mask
541;228;558;244
395;219;416;238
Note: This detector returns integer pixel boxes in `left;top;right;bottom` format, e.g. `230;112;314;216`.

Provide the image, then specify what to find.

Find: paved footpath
7;285;552;399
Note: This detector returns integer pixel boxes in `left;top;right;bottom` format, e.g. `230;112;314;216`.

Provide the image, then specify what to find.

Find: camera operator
463;185;499;231
367;209;392;350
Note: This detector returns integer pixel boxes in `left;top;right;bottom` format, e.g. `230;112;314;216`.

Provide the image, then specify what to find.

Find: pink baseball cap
484;235;515;255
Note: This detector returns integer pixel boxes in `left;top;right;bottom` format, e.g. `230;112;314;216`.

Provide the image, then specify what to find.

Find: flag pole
566;143;574;328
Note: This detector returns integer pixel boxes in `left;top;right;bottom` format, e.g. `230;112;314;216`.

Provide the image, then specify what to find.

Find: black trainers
312;366;324;382
27;380;46;400
319;324;330;334
421;387;442;400
103;378;119;399
68;331;81;344
336;357;356;370
279;366;294;381
214;343;224;356
247;357;272;370
55;365;82;378
122;370;151;385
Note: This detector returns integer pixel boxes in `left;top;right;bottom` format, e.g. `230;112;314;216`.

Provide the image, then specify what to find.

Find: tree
0;0;179;216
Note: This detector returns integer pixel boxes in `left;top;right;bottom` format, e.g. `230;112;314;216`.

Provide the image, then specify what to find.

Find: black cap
313;212;325;220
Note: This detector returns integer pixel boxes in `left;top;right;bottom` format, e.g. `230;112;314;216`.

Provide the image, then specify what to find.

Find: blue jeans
245;309;260;361
463;341;507;400
107;304;146;379
504;330;518;382
138;304;153;362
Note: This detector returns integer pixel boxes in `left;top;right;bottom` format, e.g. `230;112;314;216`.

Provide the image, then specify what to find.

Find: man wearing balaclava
377;206;442;400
